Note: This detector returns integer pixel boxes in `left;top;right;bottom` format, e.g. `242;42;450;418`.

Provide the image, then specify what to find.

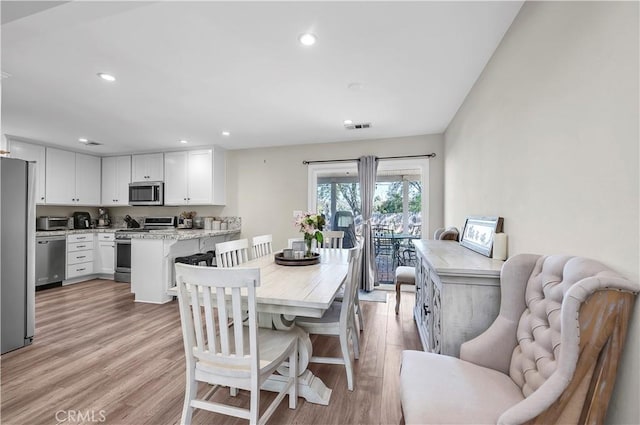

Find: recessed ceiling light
221;131;230;137
298;33;317;46
97;73;116;82
343;119;353;125
78;138;88;143
348;82;364;90
179;139;188;144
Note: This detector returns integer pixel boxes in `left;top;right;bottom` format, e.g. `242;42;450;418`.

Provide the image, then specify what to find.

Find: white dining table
167;247;351;405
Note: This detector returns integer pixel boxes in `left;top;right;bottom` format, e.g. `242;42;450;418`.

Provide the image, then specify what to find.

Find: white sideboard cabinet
412;240;504;357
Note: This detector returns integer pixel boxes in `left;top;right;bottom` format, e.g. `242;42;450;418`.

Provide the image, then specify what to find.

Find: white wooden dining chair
321;230;344;249
294;245;362;391
252;234;273;259
175;264;298;425
215;239;250;268
334;241;365;333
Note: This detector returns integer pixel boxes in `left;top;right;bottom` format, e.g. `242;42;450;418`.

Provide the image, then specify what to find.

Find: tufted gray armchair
400;254;638;424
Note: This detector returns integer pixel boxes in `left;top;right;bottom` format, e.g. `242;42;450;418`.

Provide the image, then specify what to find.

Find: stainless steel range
114;216;177;282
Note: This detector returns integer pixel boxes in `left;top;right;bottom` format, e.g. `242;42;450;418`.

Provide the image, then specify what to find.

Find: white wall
224;134;444;251
444;2;639;423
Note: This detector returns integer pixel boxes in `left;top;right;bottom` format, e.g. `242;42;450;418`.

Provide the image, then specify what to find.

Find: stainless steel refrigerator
1;157;36;354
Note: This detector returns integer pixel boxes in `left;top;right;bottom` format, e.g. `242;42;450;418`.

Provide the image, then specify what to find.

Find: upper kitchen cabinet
102;156;131;206
131;153;163;182
7;139;46;204
45;148;101;205
164;148;226;205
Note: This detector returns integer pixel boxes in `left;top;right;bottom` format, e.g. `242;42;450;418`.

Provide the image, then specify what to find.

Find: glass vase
304;234;314;257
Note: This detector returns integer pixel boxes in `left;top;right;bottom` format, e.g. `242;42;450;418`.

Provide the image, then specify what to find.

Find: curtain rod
302;153;436;165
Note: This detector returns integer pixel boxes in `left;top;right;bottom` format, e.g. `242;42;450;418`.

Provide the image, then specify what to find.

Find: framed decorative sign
460;216;504;257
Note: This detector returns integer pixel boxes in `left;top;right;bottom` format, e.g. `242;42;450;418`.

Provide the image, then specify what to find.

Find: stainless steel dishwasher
35;236;66;286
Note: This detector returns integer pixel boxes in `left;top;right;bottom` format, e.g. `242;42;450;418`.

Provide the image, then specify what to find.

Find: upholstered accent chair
433;226;459;241
400;254;638;424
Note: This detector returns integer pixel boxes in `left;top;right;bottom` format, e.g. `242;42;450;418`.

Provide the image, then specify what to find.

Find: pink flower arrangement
294;212;326;254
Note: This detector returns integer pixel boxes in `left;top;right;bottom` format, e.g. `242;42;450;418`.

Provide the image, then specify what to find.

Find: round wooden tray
274;252;320;266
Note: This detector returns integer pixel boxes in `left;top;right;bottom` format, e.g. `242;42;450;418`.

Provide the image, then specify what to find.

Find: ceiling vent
344;122;372;130
79;140;102;146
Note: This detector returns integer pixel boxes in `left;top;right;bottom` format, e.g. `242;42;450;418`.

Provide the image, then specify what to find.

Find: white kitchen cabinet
164;148;225;205
164;151;188;204
45;148;101;205
131;153;163;182
95;233;115;275
7;139;46;204
45;148;76;204
66;233;94;279
75;153;101;205
102;156;131;206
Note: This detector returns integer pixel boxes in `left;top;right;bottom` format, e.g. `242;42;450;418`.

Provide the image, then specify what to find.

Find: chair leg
340;329;354;391
181;367;197;425
356;296;364;331
250;384;259;425
350;316;360;360
395;280;401;314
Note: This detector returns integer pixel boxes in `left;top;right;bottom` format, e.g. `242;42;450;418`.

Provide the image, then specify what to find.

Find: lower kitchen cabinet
412;240;504;357
66;233;94;280
95;233;115;275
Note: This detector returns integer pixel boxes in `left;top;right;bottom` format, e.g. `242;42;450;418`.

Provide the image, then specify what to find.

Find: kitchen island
127;228;240;303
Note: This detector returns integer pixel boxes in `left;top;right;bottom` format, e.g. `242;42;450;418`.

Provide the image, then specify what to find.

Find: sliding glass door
308;158;429;283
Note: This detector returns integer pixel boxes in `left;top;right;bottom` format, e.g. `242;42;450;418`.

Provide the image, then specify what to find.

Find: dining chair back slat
322;230;344;249
252;234;273;259
202;286;218;354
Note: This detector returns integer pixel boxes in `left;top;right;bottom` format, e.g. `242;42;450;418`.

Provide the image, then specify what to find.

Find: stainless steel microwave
129;181;164;206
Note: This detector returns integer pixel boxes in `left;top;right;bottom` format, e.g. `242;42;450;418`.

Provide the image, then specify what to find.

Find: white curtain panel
358;155;379;291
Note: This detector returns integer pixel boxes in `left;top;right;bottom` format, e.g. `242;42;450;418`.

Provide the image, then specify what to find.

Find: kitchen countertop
36;228;241;241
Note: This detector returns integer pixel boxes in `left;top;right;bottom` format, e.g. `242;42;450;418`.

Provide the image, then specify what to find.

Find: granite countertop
119;228;240;241
36;228;240;241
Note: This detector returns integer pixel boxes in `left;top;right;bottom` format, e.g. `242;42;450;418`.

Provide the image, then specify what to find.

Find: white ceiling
1;1;523;155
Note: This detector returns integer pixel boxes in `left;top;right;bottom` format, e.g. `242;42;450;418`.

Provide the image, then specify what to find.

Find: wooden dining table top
168;248;350;318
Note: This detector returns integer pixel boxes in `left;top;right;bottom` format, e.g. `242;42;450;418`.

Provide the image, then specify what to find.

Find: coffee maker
72;211;91;229
97;208;111;228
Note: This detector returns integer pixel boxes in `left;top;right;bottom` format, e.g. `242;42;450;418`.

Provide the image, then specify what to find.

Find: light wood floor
1;280;421;425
